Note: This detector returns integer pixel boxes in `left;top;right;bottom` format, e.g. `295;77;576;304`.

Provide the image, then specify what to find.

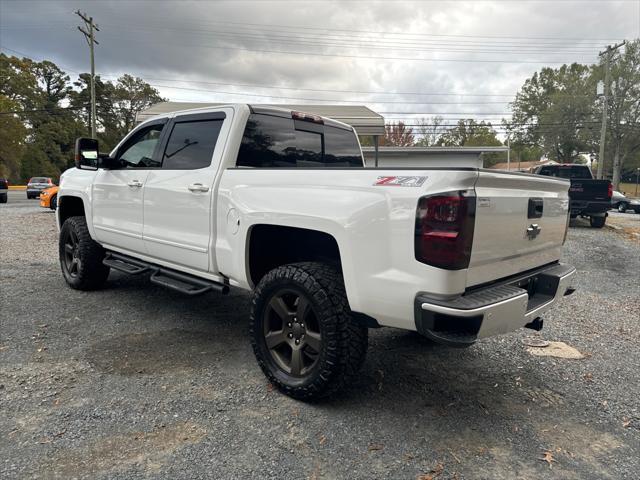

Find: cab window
117;124;164;168
161;119;224;170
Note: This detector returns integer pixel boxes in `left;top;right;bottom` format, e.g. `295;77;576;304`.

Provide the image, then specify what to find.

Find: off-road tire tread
250;262;368;400
590;216;606;228
59;216;110;290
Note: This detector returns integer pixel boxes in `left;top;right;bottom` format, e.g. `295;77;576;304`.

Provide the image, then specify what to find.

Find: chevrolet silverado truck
533;164;612;228
57;104;576;400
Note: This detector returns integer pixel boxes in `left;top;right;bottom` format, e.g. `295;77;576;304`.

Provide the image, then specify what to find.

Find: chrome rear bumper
414;263;576;346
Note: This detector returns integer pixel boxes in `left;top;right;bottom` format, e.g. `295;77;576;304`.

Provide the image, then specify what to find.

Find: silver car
611;190;640;213
26;177;54;199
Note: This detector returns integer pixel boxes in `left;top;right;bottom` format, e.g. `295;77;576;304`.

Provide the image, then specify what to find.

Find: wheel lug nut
288;333;293;338
287;323;292;328
295;339;300;345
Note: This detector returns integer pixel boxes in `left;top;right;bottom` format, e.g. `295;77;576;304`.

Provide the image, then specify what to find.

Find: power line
136;17;624;43
146;83;514;104
95;32;593;64
94;22;605;53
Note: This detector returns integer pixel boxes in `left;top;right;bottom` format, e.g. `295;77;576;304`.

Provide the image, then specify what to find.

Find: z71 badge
374;176;427;187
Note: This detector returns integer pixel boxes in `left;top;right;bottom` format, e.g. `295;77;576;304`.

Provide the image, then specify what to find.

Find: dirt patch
527;341;584;359
84;329;232;375
44;422;206;477
536;422;627;479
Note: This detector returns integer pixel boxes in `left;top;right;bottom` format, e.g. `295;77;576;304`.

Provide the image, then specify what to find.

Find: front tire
618;202;628;213
0;194;6;204
590;216;606;228
250;262;368;400
50;195;57;210
59;216;110;290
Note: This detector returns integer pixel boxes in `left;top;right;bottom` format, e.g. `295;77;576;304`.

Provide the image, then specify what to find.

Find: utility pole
596;41;625;180
76;11;99;139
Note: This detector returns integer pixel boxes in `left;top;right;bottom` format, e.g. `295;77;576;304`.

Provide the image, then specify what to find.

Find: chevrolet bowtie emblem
526;223;541;240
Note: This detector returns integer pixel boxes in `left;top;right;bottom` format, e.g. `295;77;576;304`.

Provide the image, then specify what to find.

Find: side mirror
75;137;99;170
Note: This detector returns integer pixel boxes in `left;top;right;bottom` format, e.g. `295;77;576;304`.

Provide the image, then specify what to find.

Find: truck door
92;120;166;254
142;110;230;272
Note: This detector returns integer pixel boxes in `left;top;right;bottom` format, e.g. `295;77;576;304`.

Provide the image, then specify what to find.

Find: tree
70;73;165;151
383;121;414;146
414;116;446;147
596;39;640;189
0;54;165;180
511;63;596;163
0;96;27;179
437;119;505;166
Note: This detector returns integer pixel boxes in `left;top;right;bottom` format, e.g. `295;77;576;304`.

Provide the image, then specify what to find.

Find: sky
1;0;639;131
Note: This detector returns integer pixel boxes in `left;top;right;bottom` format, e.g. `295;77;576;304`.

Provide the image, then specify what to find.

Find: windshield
30;177;49;183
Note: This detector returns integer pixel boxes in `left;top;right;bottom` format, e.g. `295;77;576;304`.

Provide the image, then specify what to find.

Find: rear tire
590;216;606;228
0;194;6;204
59;216;110;290
250;262;368;401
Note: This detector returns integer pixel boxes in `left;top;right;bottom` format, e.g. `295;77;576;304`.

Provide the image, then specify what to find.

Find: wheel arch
57;195;86;229
246;224;344;289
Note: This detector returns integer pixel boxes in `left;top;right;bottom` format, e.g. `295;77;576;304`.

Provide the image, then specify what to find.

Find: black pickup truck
533;164;612;228
0;178;8;203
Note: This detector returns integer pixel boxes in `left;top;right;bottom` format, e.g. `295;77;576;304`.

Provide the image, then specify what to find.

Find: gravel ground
1;190;639;479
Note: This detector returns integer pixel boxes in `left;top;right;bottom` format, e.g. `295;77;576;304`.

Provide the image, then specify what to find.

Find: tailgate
467;171;569;287
569;179;611;202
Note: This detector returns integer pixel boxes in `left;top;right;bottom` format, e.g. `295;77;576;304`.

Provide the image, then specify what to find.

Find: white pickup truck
58;104;576;399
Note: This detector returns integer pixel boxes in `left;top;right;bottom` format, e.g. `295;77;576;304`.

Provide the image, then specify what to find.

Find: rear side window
237;113;362;168
162;119;224;169
324;125;363;166
538;166;591;179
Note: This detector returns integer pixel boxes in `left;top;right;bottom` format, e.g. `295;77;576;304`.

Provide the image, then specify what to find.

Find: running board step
103;252;150;274
103;251;229;296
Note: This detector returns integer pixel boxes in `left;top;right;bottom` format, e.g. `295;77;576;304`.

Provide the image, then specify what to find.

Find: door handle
188;183;210;193
127;180;143;188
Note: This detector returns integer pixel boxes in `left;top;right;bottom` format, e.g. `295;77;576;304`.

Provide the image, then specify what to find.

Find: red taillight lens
607;182;612;199
415;192;476;270
291;111;324;124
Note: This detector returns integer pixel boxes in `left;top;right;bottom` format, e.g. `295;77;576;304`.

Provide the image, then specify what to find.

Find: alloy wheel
263;289;322;377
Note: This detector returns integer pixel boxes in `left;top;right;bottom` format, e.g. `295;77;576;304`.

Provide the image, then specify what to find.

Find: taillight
291;111;324;124
415;192;476;270
607;182;612;199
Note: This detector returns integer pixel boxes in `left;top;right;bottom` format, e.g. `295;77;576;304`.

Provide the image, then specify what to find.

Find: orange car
39;185;59;210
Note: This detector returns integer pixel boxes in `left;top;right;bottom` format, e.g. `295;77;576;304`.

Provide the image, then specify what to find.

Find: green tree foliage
0;53;165;181
595;39;640;188
436;119;505;166
70;73;166;151
0;96;27;178
511;63;597;163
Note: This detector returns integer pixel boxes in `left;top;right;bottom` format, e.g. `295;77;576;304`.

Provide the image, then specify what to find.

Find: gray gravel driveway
1;190;639;479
